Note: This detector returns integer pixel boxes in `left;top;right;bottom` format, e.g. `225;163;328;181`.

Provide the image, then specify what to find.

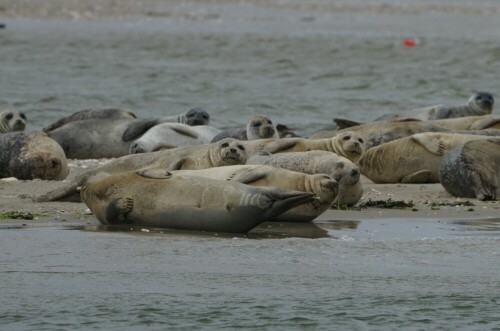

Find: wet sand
1;160;498;237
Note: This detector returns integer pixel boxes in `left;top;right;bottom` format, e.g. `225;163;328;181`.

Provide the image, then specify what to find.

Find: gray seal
247;150;363;207
440;138;500;200
80;169;317;233
211;115;280;142
0;131;68;180
0;109;27;133
34;138;249;202
42;108;137;133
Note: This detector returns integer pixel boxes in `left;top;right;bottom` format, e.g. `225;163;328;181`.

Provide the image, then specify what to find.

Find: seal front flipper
170;126;199;139
165;158;187;171
401;170;434;183
228;169;268;184
122;119;161;141
411;133;445;155
469;116;500;130
137;169;172;179
264;139;299;154
105;197;134;224
262;190;318;221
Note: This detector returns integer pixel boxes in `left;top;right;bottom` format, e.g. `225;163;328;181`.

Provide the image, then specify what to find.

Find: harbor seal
440;138;500;200
0;110;27;133
211;115;280;142
42;108;137;133
128;123;221;154
357;132;496;184
80;169;317;233
310;118;450;148
247;150;363;206
34;138;248;202
375;92;494;121
263;131;365;162
161;108;210;126
172;165;339;222
0;131;68;180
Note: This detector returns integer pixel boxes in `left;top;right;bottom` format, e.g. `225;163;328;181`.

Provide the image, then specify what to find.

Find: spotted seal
211;115;280;142
34;138;248;202
247;150;363;206
357;132;495;183
0;131;68;180
172;165;339;222
439;138;500;200
80;169;317;233
0;110;27;133
263;131;365;162
128;123;221;154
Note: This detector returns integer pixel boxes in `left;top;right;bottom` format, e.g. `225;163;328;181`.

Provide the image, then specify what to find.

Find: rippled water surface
1;1;500;329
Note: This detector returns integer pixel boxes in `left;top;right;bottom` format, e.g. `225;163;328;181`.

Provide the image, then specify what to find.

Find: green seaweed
0;211;47;220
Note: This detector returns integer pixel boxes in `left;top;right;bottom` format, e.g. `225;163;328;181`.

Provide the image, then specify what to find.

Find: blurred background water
1;1;500;329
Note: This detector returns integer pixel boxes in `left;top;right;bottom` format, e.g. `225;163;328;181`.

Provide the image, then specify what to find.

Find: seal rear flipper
264;139;299;154
136;169;172;179
170;126;199;139
401;170;434;183
228;169;268;184
262;190;317;220
411;134;445;155
333;118;363;129
122;119;161;142
33;181;82;202
105;198;134;224
151;144;178;152
390;118;422;123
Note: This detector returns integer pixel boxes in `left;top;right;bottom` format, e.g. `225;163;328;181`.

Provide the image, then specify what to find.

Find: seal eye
343;135;351;141
268;120;273;125
221;142;229;148
335;162;345;169
252;121;262;128
358;138;364;143
237;145;245;151
5;113;13;120
20;113;27;120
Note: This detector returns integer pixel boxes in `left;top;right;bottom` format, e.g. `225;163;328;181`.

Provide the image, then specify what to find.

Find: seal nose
351;168;360;178
230;148;236;153
129;143;145;154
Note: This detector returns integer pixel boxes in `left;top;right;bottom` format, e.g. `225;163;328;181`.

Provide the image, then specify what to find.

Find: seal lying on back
263;131;365;162
0;132;68;180
247;151;363;206
34;138;249;202
0;110;27;133
357;132;495;184
211;115;280;142
376;92;494;121
172;165;339;222
440;138;500;200
42;108;137;133
128;123;221;154
80;169;317;233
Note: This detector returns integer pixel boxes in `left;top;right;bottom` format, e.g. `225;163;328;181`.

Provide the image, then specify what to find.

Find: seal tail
262;190;318;220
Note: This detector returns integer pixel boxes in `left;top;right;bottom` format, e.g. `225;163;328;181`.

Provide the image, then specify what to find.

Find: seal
247;150;363;207
440;138;500;200
128;123;221;154
357;132;496;184
34;138;249;202
42;108;137;133
263;131;365;162
172;165;339;222
0;109;27;133
161;108;210;126
211;115;280;142
375;92;494;121
310;118;450;148
80;169;317;233
0;131;68;180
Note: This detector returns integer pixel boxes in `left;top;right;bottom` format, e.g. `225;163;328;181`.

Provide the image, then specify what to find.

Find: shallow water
1;1;500;329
